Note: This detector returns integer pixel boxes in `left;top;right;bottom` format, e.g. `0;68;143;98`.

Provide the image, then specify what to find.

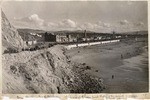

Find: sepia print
1;1;148;94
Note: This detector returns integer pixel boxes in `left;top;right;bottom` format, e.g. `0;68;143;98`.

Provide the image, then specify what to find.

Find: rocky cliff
3;45;105;93
1;10;25;53
3;46;70;93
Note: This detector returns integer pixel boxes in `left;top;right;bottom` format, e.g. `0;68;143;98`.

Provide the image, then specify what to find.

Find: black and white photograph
1;1;148;94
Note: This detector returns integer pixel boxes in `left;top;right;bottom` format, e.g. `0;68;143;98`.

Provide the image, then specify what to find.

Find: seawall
66;39;120;49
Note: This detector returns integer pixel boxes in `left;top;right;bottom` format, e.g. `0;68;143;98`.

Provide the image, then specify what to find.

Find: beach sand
65;38;148;93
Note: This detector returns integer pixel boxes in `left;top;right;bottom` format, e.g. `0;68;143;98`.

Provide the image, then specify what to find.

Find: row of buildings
19;30;123;46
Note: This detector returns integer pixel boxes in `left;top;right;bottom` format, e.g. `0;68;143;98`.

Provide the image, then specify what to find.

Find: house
56;35;68;42
44;32;56;42
25;37;37;46
66;34;78;42
20;32;37;46
115;36;122;38
55;33;71;43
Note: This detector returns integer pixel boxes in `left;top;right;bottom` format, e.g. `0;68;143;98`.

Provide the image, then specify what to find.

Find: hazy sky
2;1;148;32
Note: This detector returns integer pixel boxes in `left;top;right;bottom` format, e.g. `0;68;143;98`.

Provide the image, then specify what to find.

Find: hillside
1;10;26;53
3;45;105;93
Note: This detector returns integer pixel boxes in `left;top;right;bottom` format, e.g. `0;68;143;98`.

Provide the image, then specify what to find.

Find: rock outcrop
3;45;105;93
1;10;25;53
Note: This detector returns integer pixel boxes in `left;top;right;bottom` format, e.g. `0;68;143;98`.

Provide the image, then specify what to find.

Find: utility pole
23;33;26;50
84;30;87;41
113;30;115;39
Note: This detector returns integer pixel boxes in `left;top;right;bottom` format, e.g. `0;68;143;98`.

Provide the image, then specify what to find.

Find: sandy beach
65;38;148;93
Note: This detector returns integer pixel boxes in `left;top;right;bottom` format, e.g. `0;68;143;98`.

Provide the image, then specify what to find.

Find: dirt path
65;39;148;93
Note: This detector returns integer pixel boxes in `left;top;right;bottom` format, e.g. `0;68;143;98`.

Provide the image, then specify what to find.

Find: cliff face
3;46;72;93
1;10;25;52
3;45;105;93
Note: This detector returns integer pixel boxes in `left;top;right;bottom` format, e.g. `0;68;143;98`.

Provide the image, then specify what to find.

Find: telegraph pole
84;30;87;41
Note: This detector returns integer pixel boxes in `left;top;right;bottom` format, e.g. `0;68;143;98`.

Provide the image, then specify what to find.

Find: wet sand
66;39;148;93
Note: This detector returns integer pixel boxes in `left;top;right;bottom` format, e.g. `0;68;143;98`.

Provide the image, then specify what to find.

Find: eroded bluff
3;45;105;93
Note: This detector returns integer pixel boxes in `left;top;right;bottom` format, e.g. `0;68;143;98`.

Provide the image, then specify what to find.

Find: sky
1;1;148;33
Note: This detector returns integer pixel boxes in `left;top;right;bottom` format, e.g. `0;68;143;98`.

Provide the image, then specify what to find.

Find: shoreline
102;46;148;93
66;39;148;93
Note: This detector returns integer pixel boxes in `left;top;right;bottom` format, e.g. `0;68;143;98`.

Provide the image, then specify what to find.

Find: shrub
4;47;19;53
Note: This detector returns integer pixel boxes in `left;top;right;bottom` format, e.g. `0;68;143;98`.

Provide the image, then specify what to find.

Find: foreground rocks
3;45;105;93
